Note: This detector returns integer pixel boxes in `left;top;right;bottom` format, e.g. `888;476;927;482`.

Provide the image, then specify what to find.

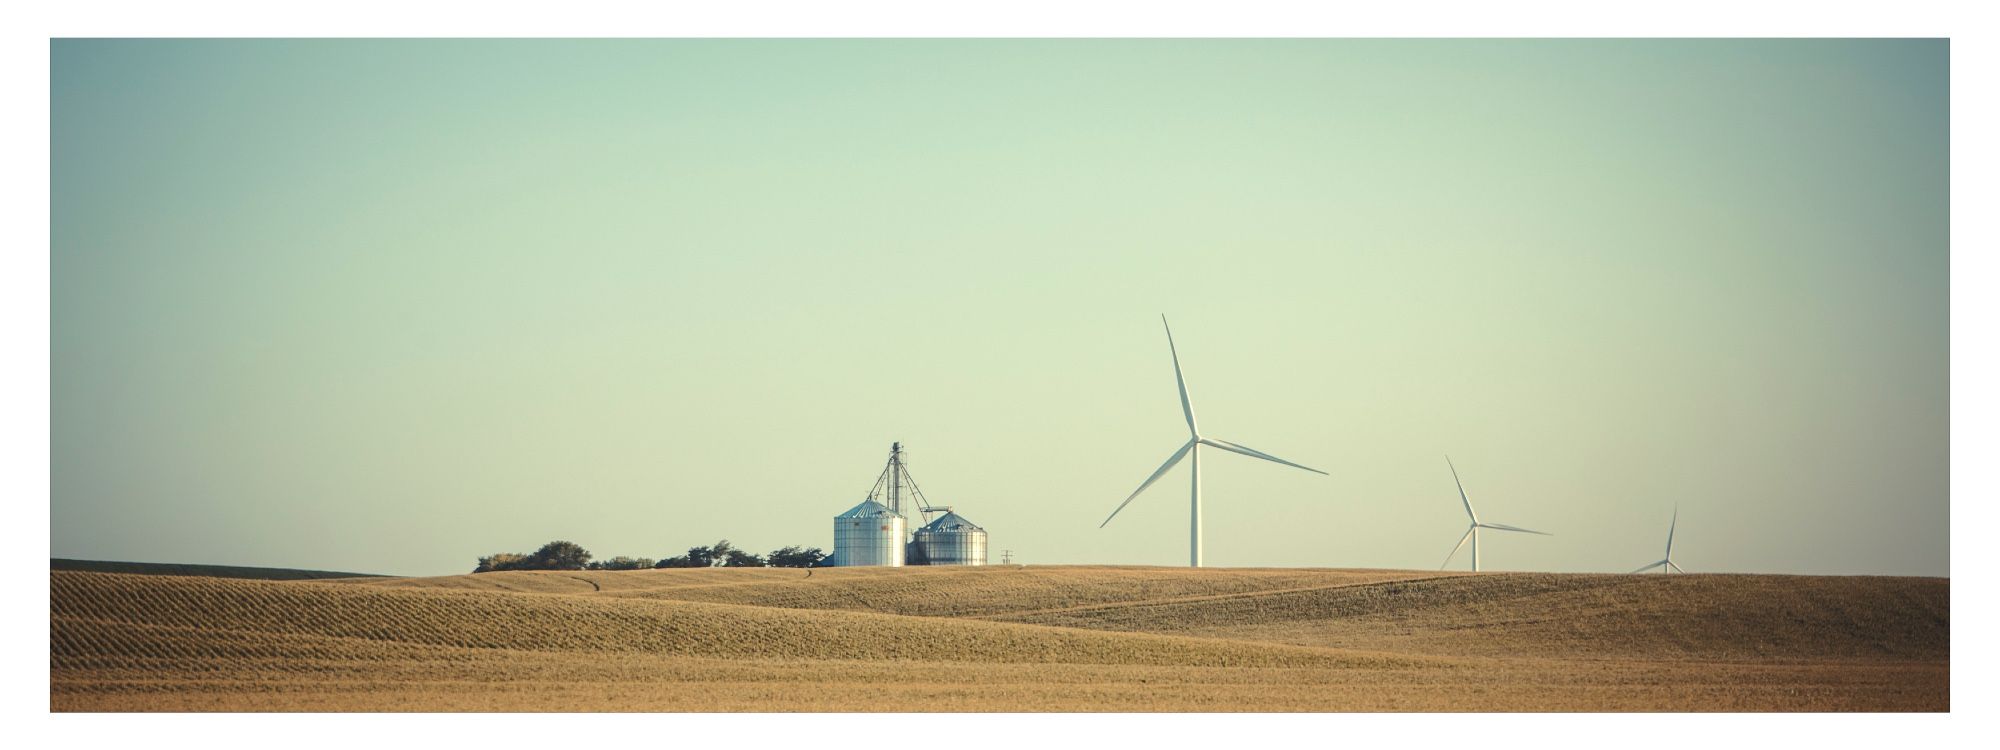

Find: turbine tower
1631;507;1685;574
1440;456;1550;572
1100;315;1328;567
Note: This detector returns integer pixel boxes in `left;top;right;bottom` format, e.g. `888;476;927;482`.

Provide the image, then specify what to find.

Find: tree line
473;540;827;573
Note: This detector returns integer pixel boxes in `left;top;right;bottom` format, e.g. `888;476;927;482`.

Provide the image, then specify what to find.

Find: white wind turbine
1631;507;1685;574
1440;456;1550;572
1100;315;1328;567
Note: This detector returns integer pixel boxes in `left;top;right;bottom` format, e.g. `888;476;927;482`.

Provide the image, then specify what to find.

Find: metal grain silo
832;499;906;567
912;511;987;566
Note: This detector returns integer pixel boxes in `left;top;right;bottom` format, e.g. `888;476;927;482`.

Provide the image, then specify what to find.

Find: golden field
50;565;1947;712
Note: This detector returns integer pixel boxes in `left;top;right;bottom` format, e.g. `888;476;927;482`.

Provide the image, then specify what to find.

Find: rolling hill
50;565;1947;711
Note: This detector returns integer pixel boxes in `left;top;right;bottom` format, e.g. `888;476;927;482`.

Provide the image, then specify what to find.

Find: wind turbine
1440;456;1550;572
1099;315;1328;567
1631;507;1685;574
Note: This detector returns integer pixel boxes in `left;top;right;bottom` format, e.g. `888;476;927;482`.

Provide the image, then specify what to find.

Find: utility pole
1000;550;1015;565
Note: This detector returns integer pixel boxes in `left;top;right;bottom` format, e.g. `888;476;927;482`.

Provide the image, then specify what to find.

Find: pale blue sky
52;40;1947;576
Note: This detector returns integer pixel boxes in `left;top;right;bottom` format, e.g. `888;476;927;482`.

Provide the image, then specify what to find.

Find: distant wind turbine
1440;456;1550;572
1631;507;1685;574
1100;315;1328;567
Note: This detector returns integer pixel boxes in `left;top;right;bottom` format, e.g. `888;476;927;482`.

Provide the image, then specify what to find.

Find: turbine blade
1668;561;1686;574
1666;506;1678;559
1631;561;1667;574
1099;440;1195;528
1478;522;1552;536
1446;455;1478;523
1162;315;1198;437
1440;527;1474;570
1199;437;1328;475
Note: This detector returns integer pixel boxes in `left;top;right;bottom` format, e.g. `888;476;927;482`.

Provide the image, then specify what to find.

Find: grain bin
911;510;987;566
832;499;906;567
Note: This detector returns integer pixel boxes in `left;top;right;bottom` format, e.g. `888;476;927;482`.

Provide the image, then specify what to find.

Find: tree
650;540;767;568
767;546;828;568
721;549;766;567
693;539;736;568
473;552;531;573
528;540;592;571
477;538;822;574
678;540;731;568
587;556;655;571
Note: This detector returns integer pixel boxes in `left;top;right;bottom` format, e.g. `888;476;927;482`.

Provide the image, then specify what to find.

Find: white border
13;0;1990;747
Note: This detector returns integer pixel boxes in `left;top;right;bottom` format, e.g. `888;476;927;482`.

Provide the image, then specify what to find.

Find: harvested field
49;565;1948;712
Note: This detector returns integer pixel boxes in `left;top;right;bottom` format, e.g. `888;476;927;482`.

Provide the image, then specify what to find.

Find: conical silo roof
836;499;901;519
919;510;983;532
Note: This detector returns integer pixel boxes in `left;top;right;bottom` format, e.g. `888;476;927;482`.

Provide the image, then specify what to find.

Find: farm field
50;565;1947;712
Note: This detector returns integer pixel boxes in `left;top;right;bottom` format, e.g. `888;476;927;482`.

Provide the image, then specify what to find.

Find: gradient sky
51;39;1948;577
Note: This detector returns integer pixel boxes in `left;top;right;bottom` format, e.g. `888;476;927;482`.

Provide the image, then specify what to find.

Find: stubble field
50;565;1947;711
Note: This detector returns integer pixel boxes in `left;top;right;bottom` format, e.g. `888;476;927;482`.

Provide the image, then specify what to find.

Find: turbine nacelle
1631;559;1686;574
1631;507;1685;574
